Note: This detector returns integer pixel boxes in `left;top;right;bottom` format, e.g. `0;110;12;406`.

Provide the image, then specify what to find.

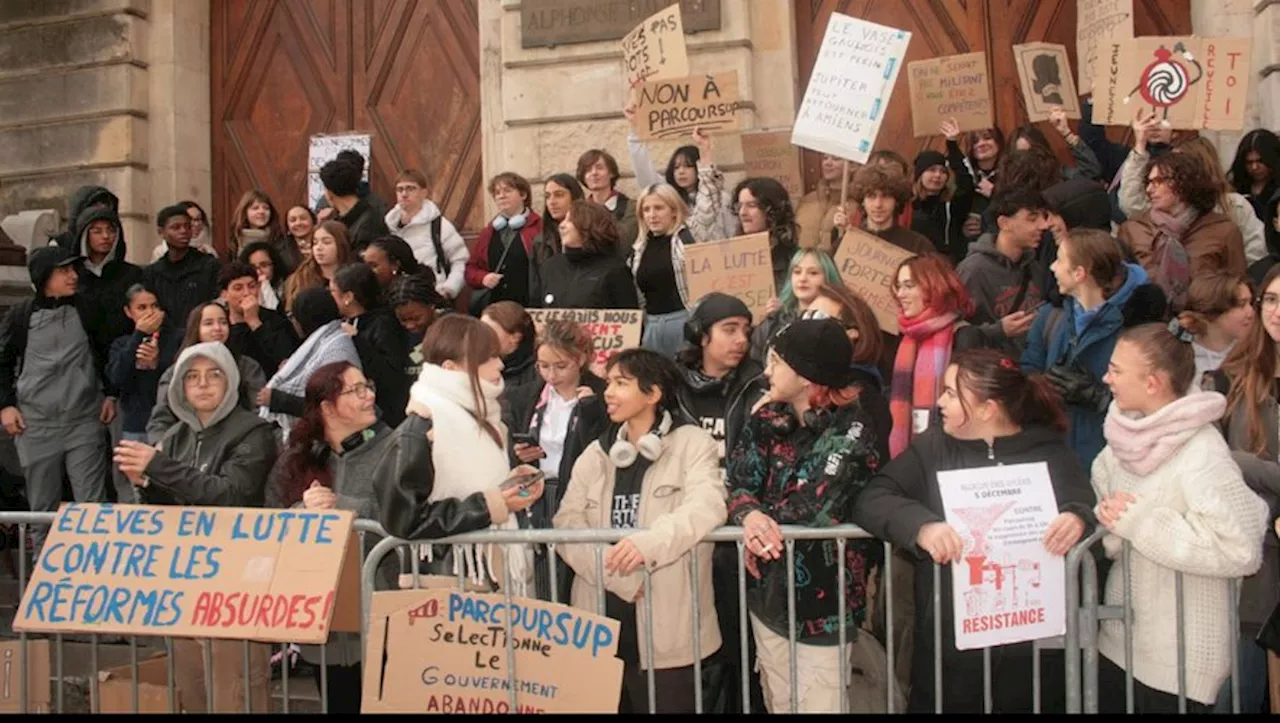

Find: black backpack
429;216;450;279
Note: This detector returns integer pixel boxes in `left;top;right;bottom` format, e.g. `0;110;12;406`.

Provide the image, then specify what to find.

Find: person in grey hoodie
114;341;276;507
956;188;1053;355
0;245;113;552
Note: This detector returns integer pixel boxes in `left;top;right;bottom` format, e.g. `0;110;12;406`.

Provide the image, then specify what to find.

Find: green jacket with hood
141;342;277;507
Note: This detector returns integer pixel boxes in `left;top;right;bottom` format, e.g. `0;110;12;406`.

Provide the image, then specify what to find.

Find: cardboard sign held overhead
1012;43;1082;122
683;232;777;322
1091;36;1252;131
907;52;993;138
832;229;914;335
15;503;358;644
526;308;643;368
1076;0;1134;96
741;129;804;201
633;71;744;141
621;4;689;87
792;13;912;164
361;589;625;714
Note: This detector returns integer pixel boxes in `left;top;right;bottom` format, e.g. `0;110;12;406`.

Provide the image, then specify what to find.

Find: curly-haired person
1118;152;1247;312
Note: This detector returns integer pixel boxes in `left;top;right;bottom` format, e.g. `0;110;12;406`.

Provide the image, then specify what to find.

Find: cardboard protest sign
682;232;776;322
937;463;1065;651
907;52;993;138
792;13;911;164
741;129;804;201
15;503;357;644
1091;36;1252;131
832;229;913;335
621;4;688;87
0;640;49;713
1012;43;1082;121
526;308;643;368
361;589;625;713
1076;0;1134;96
633;71;743;141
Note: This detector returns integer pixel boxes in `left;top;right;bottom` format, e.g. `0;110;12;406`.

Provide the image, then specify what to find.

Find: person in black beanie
726;318;886;712
673;291;768;714
910;121;975;264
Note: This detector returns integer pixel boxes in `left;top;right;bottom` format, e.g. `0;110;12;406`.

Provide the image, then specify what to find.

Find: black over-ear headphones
769;406;834;437
683;297;710;347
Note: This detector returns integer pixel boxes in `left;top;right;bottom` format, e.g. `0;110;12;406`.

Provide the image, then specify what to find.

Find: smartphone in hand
501;469;545;492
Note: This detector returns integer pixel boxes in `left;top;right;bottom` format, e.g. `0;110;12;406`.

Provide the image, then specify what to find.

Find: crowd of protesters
6;103;1280;713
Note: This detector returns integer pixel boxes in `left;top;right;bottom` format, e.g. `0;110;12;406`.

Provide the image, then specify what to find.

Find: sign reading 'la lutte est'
521;0;721;48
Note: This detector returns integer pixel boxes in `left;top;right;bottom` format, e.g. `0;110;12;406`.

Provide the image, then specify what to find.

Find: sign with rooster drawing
1091;36;1252;130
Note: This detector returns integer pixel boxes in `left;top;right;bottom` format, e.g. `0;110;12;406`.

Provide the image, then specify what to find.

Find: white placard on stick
937;462;1066;651
791;13;911;164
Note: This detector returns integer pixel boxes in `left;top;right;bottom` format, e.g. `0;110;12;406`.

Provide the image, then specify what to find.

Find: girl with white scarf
1093;322;1268;713
377;314;542;596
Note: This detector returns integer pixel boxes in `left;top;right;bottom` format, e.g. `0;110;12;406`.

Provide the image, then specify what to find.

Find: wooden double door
211;0;484;252
793;0;1193;189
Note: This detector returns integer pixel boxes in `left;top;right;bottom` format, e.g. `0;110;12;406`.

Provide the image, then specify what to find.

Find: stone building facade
0;0;1275;268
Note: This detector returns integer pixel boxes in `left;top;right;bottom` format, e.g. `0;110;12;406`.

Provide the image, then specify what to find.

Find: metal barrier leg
129;635;138;713
784;539;797;714
503;562;517;713
982;647;992;713
89;634;99;713
1121;542;1134;713
884;543;895;714
280;642;289;714
202;638;213;714
736;540;749;715
1228;578;1240;714
643;571;656;714
1175;571;1186;713
165;637;176;713
54;633;62;714
932;563;942;714
18;523;27;715
836;538;847;715
243;640;252;713
689;551;702;714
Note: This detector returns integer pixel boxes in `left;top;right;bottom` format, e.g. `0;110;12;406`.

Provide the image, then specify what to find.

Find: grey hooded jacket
141;342;276;507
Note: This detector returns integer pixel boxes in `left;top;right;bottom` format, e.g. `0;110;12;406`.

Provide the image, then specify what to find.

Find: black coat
375;414;497;540
350;306;411;427
853;425;1096;712
675;357;767;461
337;198;391;253
229;307;300;375
537;249;639;310
68;206;145;366
144;250;222;332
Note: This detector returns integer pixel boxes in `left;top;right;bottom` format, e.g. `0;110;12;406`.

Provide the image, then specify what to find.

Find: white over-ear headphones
492;210;528;231
609;409;673;468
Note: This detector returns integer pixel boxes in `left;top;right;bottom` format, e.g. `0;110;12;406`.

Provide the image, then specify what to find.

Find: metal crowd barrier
1063;528;1246;714
0;511;1256;714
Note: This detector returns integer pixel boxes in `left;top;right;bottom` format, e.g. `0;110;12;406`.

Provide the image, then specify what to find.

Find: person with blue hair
748;248;843;364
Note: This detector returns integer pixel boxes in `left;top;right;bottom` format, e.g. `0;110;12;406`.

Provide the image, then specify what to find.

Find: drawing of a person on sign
1031;54;1065;106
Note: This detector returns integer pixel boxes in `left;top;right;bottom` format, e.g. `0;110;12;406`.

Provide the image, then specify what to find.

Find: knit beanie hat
914;151;947;180
770;318;854;388
690;293;752;332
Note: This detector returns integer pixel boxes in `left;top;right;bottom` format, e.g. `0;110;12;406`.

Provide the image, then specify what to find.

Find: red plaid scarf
889;309;959;458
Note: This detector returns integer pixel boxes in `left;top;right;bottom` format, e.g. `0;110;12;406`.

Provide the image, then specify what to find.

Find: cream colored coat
553;424;726;670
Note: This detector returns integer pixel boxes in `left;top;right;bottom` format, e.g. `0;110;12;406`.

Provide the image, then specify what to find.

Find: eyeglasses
1145;176;1171;189
1260;293;1280;312
339;381;377;399
183;369;226;386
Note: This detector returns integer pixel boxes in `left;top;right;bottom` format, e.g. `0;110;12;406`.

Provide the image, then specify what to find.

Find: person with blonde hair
631;183;696;357
1118;131;1267;264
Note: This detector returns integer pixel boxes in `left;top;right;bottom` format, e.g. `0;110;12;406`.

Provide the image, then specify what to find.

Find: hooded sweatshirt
384;201;470;298
49;185;121;249
69;206;144;363
141;342;277;507
956;233;1043;355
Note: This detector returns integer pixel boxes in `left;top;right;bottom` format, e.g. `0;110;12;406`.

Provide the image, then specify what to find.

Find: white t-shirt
538;392;578;479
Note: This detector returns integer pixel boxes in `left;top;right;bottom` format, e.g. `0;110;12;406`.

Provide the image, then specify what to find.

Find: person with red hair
889;254;981;458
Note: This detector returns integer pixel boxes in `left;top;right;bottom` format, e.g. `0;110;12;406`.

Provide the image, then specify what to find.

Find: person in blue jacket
1021;228;1151;470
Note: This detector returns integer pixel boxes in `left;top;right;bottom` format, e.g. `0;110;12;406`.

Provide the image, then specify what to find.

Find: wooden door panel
351;0;485;231
793;0;1192;193
212;0;485;254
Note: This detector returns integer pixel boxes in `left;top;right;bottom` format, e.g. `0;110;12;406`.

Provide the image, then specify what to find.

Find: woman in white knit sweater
1093;322;1269;712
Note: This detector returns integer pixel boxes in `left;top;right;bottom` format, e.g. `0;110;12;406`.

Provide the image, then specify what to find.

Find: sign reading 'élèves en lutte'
521;0;721;48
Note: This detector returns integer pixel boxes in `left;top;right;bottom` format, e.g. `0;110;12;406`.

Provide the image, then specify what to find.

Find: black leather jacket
375;414;496;541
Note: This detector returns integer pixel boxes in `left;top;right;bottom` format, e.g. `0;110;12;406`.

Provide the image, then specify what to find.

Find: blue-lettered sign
15;503;356;644
362;589;625;713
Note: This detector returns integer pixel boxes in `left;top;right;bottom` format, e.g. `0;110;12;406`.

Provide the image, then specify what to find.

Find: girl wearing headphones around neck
464;172;544;311
553;349;727;713
725;318;886;713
